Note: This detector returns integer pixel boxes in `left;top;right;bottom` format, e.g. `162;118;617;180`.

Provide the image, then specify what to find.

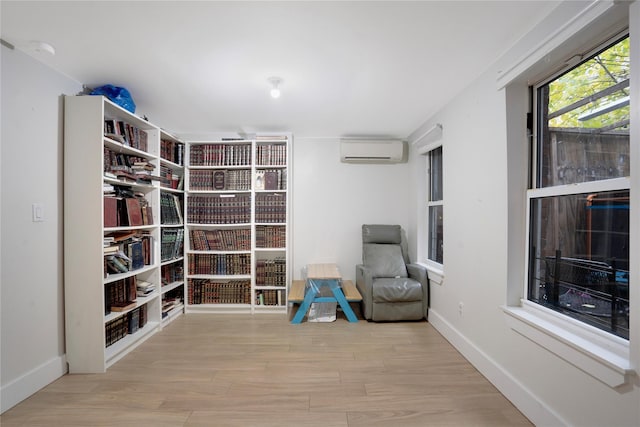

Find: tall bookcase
185;136;291;313
64;95;184;373
159;131;186;324
64;95;289;373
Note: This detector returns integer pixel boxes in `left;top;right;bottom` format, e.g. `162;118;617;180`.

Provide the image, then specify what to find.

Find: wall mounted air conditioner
340;139;405;164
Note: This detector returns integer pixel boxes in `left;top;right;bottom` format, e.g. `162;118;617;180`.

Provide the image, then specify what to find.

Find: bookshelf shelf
103;137;159;159
103;264;157;284
103;177;156;191
186;223;252;228
162;303;185;325
187;250;251;255
162;280;184;294
105;320;160;368
104;292;160;323
104;225;156;233
188;274;252;280
161;256;184;266
185;136;291;314
160;187;183;195
188;165;251;170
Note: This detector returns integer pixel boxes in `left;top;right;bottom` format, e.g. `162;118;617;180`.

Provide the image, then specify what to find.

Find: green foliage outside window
548;37;629;130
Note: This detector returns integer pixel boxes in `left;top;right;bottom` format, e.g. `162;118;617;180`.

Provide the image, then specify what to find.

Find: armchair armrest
356;264;374;320
407;263;430;318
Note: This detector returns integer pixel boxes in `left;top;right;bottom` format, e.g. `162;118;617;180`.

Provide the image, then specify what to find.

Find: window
427;146;443;265
528;36;630;339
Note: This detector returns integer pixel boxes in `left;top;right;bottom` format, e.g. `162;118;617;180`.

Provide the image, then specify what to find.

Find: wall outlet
458;301;464;316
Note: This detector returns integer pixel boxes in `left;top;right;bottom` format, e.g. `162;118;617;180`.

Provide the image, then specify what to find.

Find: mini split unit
340;138;405;164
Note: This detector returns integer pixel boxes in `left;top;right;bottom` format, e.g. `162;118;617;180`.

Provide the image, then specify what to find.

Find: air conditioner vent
340;139;405;164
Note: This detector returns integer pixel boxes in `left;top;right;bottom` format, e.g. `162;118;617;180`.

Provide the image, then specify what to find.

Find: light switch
32;203;44;222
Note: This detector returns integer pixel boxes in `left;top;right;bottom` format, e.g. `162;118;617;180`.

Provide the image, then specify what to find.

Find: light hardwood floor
1;313;532;426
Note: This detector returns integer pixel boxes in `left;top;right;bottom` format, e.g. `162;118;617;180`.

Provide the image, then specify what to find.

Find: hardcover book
110;301;136;312
125;198;143;226
213;170;226;190
129;240;144;270
104;197;119;227
264;171;278;190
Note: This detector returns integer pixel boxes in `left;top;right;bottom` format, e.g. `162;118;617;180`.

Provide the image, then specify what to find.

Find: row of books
255;193;287;223
255;169;287;191
188;279;251;304
104;232;153;275
189;169;252;191
160;193;183;225
186;194;251;224
188;253;251;275
256;289;286;306
161;261;184;287
162;289;183;318
104;304;148;348
103;147;150;175
104;118;149;152
160;165;183;190
189;228;251;251
255;225;286;248
255;258;287;287
104;276;137;315
161;138;185;166
190;143;252;167
256;144;287;166
103;196;153;228
161;228;184;262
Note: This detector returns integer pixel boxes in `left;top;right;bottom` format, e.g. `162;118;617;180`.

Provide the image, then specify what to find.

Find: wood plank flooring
1;313;532;426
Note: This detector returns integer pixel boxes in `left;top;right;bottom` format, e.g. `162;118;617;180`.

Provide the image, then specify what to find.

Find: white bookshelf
64;95;291;373
184;136;291;314
64;95;163;373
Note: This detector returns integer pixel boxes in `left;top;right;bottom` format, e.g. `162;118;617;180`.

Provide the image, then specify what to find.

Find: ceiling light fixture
268;77;282;99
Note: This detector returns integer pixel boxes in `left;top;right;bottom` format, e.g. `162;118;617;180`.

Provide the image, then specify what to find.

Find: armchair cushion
363;244;408;278
372;278;423;303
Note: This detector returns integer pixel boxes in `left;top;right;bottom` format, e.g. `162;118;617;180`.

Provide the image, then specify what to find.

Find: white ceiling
1;1;560;139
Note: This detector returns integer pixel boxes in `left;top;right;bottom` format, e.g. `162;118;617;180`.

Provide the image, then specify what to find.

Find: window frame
503;28;635;387
527;33;631;338
426;145;444;268
423;142;444;278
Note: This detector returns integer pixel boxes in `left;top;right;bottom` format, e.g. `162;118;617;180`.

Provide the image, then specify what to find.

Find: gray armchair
356;224;429;321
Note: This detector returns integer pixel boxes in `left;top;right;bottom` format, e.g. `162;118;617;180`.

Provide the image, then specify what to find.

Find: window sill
503;302;635;388
420;263;444;286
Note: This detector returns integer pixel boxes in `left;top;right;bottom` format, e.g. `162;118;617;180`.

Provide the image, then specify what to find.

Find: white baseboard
428;309;566;427
1;355;67;413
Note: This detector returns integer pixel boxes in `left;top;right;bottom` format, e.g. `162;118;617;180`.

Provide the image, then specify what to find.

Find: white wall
291;137;410;281
0;45;82;412
407;2;639;426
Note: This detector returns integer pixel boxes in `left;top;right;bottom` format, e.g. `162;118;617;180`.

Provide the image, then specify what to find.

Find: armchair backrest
362;224;408;278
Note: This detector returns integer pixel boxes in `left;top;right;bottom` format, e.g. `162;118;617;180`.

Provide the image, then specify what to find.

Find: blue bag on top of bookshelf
90;84;136;113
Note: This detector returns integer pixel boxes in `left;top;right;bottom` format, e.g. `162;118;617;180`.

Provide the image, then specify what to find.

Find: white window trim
425;144;444;274
513;92;634;389
421;261;444;286
503;302;632;387
501;0;637;389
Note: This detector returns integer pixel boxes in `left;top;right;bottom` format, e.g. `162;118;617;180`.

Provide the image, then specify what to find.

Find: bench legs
291;280;358;324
